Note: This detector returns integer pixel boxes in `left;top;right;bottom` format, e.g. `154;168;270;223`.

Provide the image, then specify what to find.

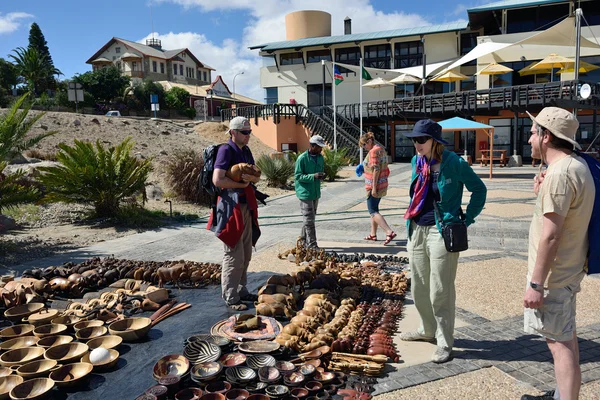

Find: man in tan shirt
521;107;595;400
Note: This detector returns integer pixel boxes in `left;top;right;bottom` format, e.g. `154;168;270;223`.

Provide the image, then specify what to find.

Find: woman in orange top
360;132;396;245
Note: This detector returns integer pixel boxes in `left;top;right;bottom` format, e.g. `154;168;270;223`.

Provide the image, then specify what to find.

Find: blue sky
0;0;482;100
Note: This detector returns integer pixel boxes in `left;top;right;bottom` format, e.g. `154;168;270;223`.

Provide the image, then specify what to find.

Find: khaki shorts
524;283;580;342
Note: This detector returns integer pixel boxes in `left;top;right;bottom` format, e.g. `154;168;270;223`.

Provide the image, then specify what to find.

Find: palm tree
9;47;62;94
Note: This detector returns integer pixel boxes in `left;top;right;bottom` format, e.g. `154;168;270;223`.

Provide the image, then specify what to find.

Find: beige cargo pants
221;204;252;305
408;222;460;349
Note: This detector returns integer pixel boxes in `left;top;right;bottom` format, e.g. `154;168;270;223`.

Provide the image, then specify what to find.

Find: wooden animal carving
226;163;261;182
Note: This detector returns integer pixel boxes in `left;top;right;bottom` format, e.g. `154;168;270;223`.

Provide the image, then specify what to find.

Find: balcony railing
123;71;144;78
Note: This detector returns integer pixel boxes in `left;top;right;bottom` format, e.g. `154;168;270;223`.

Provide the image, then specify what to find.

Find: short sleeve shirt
528;153;595;288
214;138;255;170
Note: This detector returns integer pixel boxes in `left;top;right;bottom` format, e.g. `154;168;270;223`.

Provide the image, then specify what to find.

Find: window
395;83;416;98
265;87;278;104
582;0;600;26
152;61;157;73
307;84;332;108
280;52;303;65
335;47;361;66
179;65;183;76
132;61;137;71
307;49;331;63
173;64;177;75
160;63;164;74
394;40;423;69
181;52;186;58
460;33;479;66
364;44;390;69
507;4;569;34
116;61;122;71
203;71;207;82
115;47;121;54
460;76;476;91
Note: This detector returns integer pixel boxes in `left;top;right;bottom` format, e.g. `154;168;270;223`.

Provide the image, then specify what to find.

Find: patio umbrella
493;77;510;87
518;61;553;83
362;77;395;99
389;73;420;97
530;53;575;81
476;62;513;88
557;60;600;74
431;70;469;92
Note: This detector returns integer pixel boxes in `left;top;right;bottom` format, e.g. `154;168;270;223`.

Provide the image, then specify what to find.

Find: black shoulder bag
433;202;468;253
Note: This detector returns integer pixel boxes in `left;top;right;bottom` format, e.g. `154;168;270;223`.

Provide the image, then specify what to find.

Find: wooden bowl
204;381;231;394
80;349;119;371
86;335;122;351
152;354;190;381
0;347;44;368
190;362;222;383
0;375;23;400
43;343;88;364
0;337;39;352
25;309;59;327
15;360;58;379
108;317;151;342
200;394;225;400
9;377;54;400
49;362;93;388
0;368;11;378
145;288;169;304
224;366;256;384
218;353;246;368
32;324;67;339
4;304;44;323
36;335;73;349
225;389;249;400
75;326;107;341
0;325;34;341
73;320;103;332
175;387;203;400
50;315;81;331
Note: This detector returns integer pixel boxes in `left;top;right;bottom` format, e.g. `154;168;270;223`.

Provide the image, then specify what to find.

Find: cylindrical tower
285;11;332;40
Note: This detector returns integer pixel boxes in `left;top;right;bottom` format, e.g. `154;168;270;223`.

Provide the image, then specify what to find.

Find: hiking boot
431;346;452;363
399;331;436;342
521;390;556;400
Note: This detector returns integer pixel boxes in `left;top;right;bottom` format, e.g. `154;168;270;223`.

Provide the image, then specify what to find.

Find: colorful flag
362;66;372;80
334;66;344;85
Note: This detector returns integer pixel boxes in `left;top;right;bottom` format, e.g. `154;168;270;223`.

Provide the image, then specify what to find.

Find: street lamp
233;71;244;108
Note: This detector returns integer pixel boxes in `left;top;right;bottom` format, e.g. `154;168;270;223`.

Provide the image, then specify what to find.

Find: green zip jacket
294;150;325;201
406;149;487;238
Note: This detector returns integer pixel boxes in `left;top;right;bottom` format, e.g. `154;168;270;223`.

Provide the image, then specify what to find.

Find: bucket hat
526;107;581;150
403;119;449;145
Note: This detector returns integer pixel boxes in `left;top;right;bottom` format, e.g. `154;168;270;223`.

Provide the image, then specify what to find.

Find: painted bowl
36;335;73;349
44;342;89;364
152;354;190;381
265;384;289;399
303;359;321;369
86;335;122;351
225;388;250;400
245;354;276;370
199;394;225;400
190;361;222;382
75;326;107;341
108;317;151;342
218;352;246;368
49;362;93;388
314;371;335;383
145;288;169;304
0;375;24;400
32;324;67;339
50;315;81;331
304;381;322;393
283;371;305;387
73;320;104;332
204;380;231;394
246;395;269;400
0;347;44;368
245;382;267;394
81;349;119;371
298;363;316;377
175;387;203;400
237;341;280;354
224;366;256;384
257;366;280;383
0;325;34;340
0;337;39;352
15;359;58;380
4;304;44;323
290;387;309;399
8;377;54;400
185;341;222;365
274;360;296;374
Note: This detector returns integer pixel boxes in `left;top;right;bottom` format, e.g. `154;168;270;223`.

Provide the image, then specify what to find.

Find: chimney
344;17;351;35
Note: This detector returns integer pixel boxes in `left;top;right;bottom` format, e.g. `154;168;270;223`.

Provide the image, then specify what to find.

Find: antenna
150;4;155;39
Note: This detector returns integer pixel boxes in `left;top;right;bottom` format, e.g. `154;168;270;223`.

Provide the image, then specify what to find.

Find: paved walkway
7;163;600;399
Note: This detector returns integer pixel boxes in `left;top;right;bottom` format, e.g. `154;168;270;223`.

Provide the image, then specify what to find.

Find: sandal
383;231;397;245
364;235;378;241
228;302;248;311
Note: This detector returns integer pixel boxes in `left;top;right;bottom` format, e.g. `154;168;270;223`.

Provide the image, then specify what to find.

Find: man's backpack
199;144;225;202
579;152;600;274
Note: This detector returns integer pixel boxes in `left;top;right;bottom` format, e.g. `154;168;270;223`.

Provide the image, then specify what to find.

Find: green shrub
0;161;42;214
323;147;350;182
164;149;211;205
38;138;152;217
256;155;294;187
183;107;196;120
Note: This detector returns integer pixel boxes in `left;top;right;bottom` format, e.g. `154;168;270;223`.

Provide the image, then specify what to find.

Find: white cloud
152;0;459;101
0;12;33;34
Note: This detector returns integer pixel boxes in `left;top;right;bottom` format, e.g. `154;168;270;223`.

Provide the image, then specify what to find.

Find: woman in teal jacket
400;119;486;364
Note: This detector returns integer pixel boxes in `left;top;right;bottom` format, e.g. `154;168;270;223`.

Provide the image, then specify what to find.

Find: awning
333;59;456;79
438;117;492;131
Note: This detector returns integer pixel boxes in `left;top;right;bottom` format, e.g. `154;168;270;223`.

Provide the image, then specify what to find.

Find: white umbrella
362;77;395;99
390;74;420;97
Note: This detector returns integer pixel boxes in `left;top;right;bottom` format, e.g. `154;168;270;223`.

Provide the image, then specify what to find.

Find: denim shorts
366;195;381;215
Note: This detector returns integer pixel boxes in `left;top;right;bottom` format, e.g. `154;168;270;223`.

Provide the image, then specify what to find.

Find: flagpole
333;61;337;151
359;58;364;164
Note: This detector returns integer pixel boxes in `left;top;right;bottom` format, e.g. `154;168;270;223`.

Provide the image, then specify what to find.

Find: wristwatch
529;281;544;292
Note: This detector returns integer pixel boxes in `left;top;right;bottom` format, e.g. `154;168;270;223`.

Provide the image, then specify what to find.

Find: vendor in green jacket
295;135;326;249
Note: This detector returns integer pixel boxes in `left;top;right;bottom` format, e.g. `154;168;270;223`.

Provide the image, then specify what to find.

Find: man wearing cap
521;107;595;400
211;116;261;311
294;135;326;249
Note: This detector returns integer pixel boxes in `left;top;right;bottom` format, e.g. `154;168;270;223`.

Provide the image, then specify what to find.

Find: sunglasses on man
412;136;431;144
237;129;252;135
